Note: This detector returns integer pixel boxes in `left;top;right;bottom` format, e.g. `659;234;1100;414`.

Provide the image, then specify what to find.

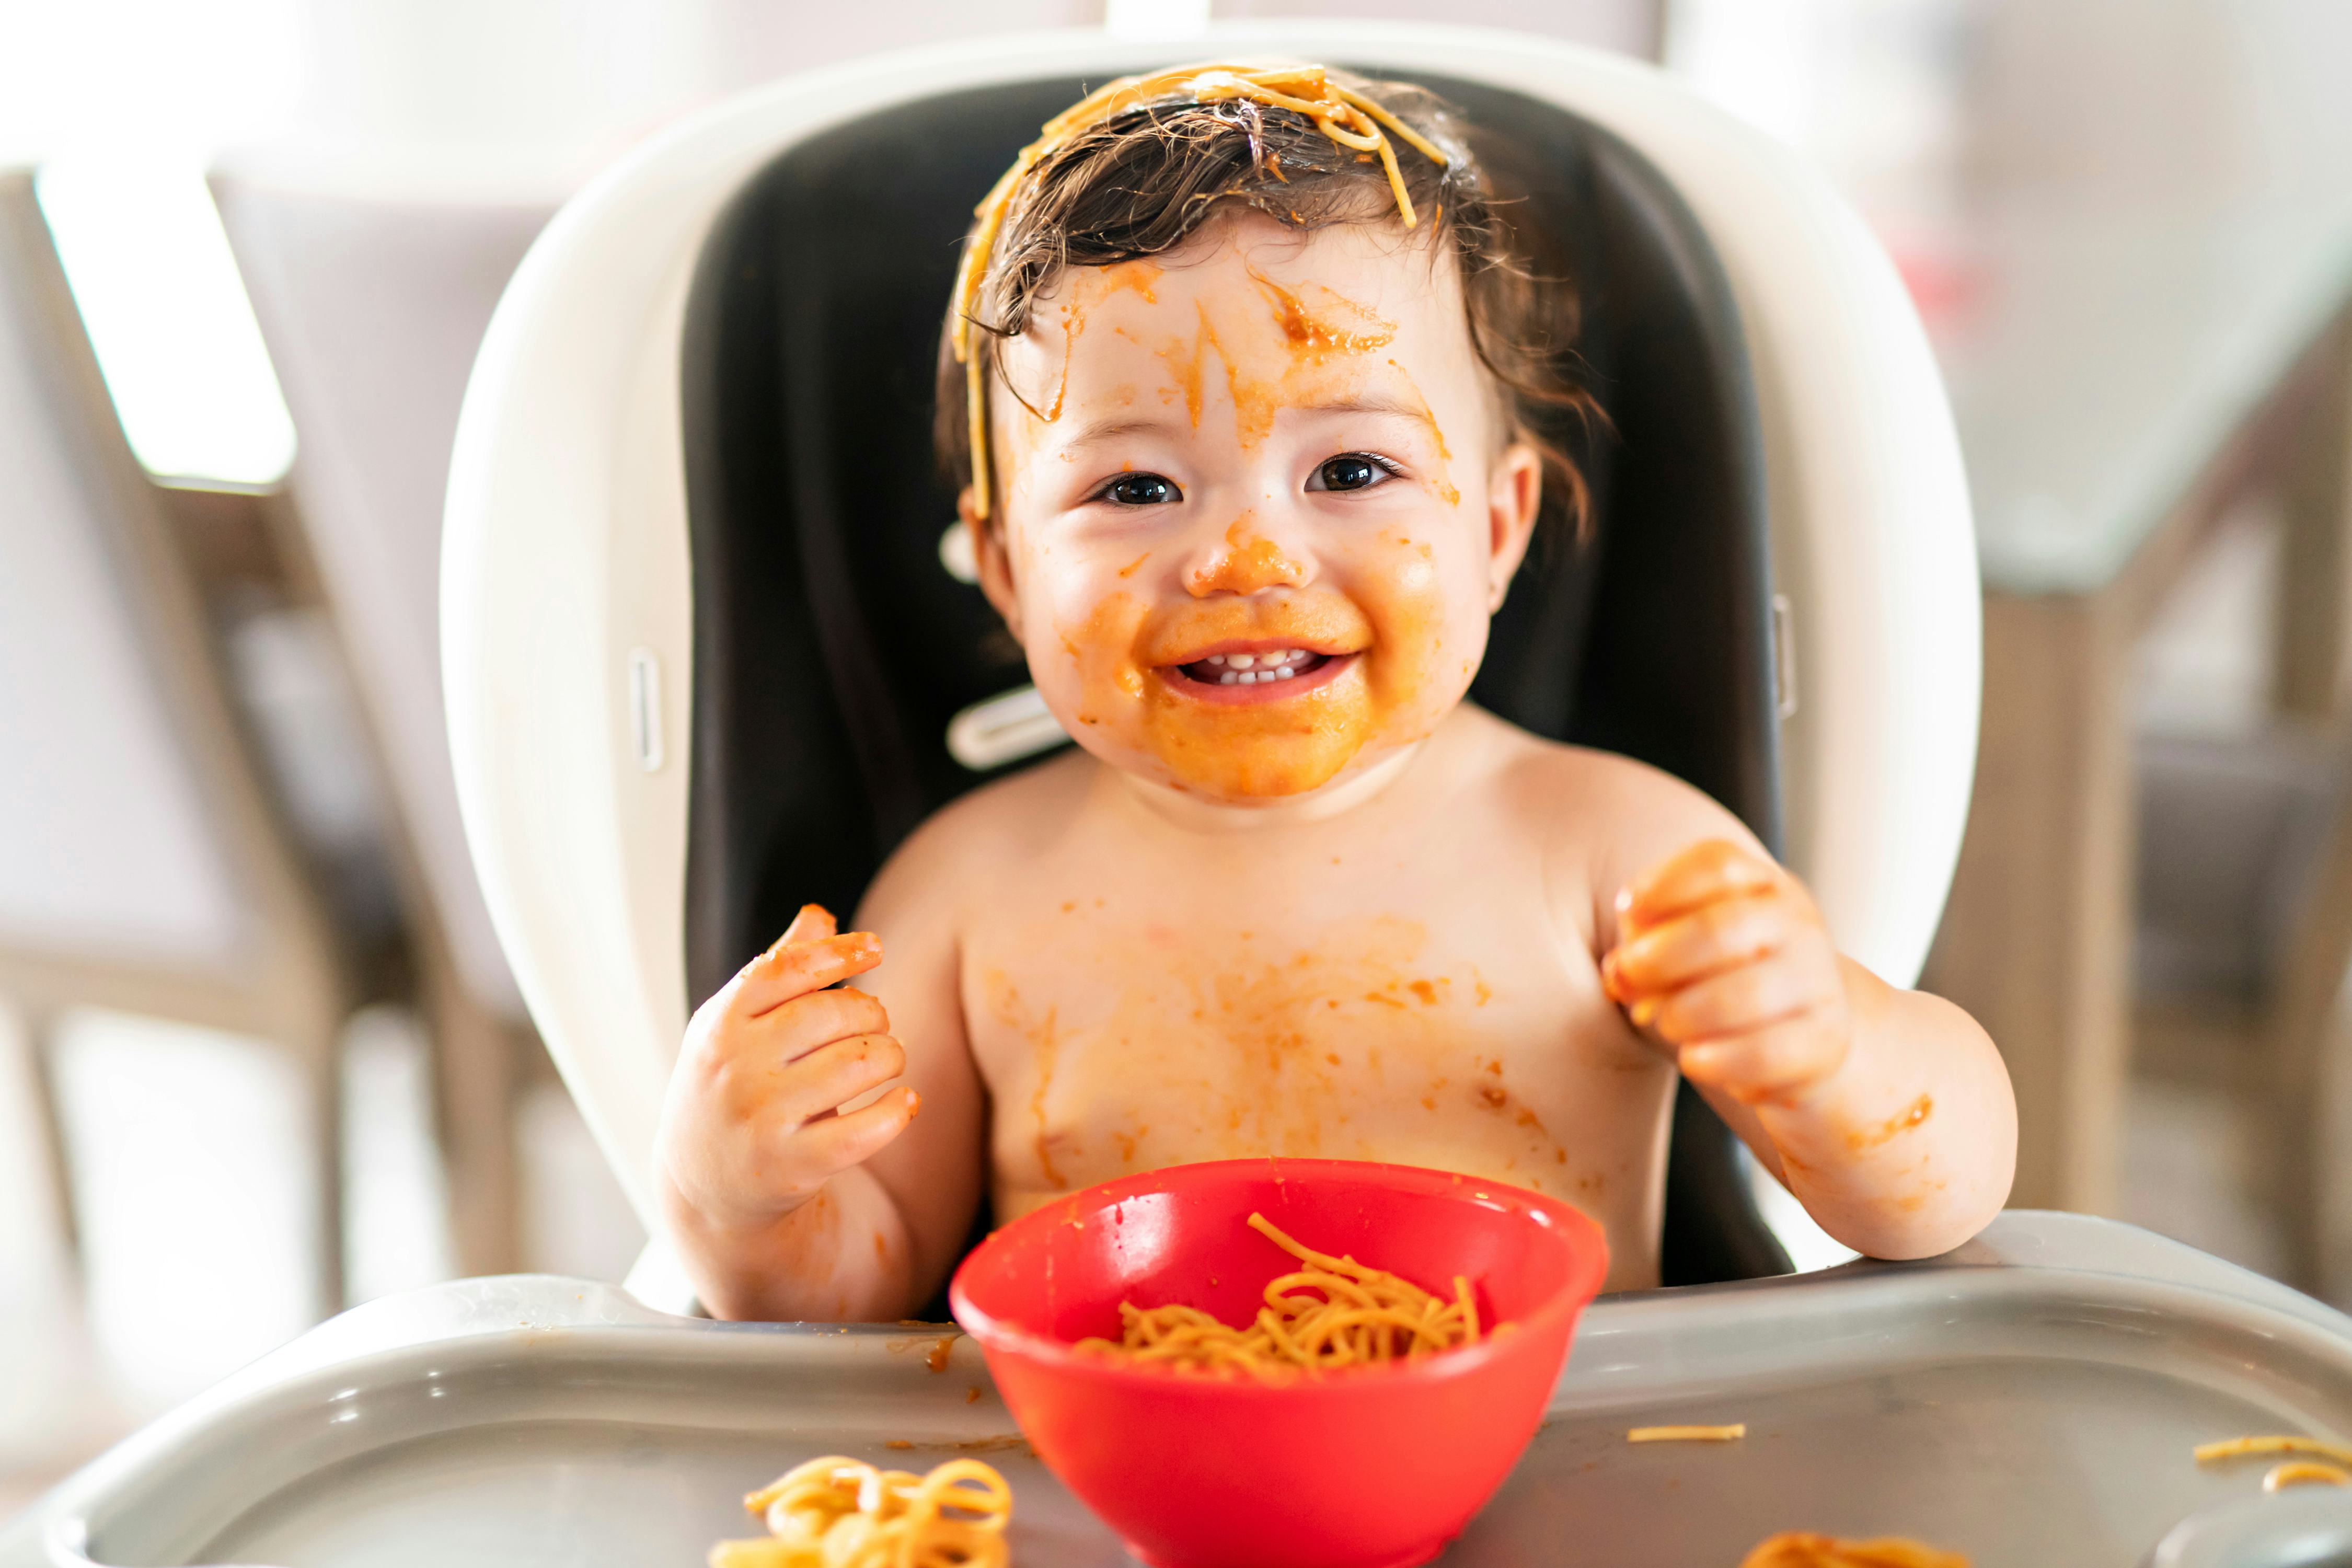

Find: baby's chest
961;884;1661;1215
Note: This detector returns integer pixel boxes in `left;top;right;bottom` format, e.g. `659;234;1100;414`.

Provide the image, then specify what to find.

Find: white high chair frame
441;24;1980;1242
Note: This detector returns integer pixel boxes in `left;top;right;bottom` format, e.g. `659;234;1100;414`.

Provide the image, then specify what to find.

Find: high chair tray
9;1213;2352;1568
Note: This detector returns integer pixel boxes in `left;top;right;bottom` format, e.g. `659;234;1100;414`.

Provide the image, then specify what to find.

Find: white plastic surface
442;25;1980;1226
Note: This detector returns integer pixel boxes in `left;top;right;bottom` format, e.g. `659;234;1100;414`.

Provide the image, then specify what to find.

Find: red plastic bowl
949;1158;1609;1568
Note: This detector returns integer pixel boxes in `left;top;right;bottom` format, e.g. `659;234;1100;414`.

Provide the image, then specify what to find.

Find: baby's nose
1186;517;1310;597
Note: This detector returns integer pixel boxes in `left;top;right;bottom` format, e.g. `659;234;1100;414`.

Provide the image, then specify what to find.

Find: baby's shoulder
860;747;1099;916
1460;709;1761;876
1461;710;1724;823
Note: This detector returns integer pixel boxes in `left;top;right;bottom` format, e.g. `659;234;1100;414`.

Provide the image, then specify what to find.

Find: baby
654;65;2016;1320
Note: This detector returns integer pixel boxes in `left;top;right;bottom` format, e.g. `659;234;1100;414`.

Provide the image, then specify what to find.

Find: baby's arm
1590;801;2015;1259
653;829;986;1320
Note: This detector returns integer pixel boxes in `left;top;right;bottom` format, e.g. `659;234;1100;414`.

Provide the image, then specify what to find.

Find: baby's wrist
662;1180;848;1319
1747;1004;1917;1162
660;1166;823;1253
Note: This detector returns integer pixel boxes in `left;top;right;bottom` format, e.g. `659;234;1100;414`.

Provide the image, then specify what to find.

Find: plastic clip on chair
443;25;1980;1299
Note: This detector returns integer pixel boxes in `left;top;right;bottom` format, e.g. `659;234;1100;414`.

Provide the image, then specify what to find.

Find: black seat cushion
679;72;1790;1287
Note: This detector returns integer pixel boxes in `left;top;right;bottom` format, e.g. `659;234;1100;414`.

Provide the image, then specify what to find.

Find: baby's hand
1599;839;1852;1105
655;905;920;1242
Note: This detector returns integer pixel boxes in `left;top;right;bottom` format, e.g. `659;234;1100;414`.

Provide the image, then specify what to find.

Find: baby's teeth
1195;650;1315;686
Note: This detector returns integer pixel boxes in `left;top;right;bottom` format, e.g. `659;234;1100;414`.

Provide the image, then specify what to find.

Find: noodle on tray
709;1454;1012;1568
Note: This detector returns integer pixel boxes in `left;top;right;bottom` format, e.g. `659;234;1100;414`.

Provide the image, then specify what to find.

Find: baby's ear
1484;442;1543;612
963;487;1025;640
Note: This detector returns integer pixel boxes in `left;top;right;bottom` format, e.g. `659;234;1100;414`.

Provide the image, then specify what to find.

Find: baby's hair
935;65;1599;541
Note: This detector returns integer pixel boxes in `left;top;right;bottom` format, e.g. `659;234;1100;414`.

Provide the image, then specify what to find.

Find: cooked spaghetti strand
1075;1211;1495;1379
1628;1424;1747;1443
2195;1434;2352;1469
2264;1460;2352;1492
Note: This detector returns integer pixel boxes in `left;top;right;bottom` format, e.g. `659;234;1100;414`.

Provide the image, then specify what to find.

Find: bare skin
654;213;2016;1320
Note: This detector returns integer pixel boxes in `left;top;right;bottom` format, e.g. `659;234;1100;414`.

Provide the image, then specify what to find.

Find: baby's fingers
1604;893;1790;1001
771;1033;907;1125
1617;839;1779;935
1678;1013;1847;1104
734;928;882;1020
773;903;838;950
782;1087;921;1178
1632;953;1836;1043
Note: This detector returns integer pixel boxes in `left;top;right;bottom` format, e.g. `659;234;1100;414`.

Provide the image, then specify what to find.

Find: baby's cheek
1037;588;1150;740
1356;536;1482;736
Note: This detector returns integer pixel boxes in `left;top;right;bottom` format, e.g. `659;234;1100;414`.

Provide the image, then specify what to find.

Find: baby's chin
1043;691;1433;807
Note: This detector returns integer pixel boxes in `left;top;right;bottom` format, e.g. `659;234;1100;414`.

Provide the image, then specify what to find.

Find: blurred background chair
0;168;357;1467
210;170;561;1276
0;168;358;1290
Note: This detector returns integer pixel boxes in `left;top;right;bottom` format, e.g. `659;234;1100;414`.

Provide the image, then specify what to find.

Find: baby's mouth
1178;647;1330;686
1156;643;1357;703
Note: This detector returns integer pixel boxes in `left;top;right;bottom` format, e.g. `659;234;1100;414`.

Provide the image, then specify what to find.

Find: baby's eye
1308;453;1399;493
1100;472;1181;506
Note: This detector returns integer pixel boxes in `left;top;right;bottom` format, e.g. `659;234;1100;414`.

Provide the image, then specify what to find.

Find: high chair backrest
444;25;1979;1290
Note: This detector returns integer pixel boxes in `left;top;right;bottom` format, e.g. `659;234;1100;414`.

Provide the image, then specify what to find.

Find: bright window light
1665;0;1821;149
36;157;296;488
51;1008;322;1412
1104;0;1211;42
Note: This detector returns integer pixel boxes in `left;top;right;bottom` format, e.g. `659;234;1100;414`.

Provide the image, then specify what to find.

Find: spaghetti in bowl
948;1158;1608;1568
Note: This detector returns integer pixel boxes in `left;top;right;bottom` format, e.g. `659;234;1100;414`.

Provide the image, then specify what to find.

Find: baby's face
972;212;1541;802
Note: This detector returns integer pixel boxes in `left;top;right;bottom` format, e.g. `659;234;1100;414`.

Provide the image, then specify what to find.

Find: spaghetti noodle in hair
950;62;1447;518
708;1454;1012;1568
1075;1211;1494;1377
933;61;1603;547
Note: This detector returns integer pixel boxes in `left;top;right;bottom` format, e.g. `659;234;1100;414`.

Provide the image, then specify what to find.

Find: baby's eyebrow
1281;391;1432;422
1054;392;1431;452
1057;414;1184;448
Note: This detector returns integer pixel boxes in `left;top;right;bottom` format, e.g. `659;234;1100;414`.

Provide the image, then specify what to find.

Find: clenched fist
655;904;920;1247
1600;839;1852;1105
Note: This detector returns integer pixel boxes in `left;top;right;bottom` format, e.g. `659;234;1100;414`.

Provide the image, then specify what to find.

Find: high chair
439;23;1981;1296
